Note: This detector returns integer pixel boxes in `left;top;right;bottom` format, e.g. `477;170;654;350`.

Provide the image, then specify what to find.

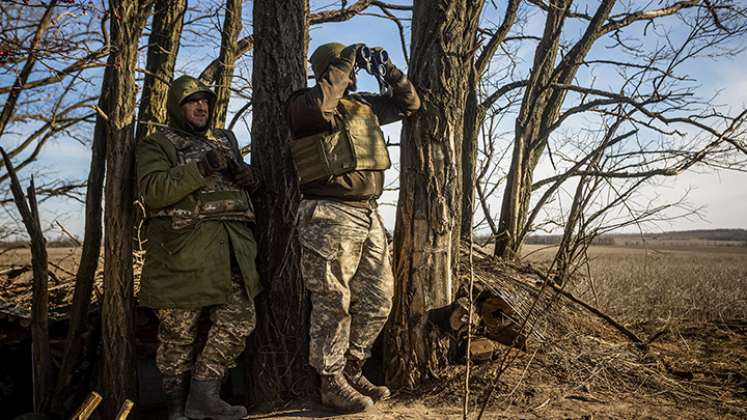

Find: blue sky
4;0;746;238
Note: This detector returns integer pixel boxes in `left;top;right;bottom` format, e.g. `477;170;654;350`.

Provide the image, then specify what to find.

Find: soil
230;318;745;419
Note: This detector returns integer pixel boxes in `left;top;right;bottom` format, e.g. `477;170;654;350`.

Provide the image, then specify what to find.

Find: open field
0;246;91;317
1;242;745;321
1;243;746;418
522;243;747;323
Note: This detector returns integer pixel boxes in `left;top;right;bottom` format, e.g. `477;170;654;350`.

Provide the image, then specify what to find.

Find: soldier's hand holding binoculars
197;149;230;177
352;44;396;96
339;43;365;68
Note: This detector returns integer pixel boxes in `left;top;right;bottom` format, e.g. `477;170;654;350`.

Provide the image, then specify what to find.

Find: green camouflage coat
135;75;261;309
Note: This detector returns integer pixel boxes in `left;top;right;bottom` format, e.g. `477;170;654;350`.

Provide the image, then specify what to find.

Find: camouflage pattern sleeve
135;135;208;209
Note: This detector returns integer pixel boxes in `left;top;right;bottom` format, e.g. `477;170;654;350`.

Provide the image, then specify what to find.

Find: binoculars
355;46;392;96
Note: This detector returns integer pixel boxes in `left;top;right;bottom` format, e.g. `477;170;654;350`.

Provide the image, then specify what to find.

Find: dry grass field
1;242;745;418
523;243;747;324
378;242;746;420
0;246;90;317
2;242;743;322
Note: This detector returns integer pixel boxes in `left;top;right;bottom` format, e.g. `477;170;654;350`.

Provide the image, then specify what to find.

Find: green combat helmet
310;42;345;79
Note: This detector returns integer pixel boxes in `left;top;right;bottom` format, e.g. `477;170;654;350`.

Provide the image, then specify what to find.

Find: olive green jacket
135;75;261;309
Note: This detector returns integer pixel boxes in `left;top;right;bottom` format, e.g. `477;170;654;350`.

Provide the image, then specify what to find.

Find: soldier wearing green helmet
135;75;261;420
285;42;420;413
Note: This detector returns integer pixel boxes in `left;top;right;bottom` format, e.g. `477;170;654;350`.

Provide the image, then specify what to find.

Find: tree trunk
248;0;313;404
494;0;615;258
460;68;480;241
384;0;483;389
494;0;569;258
459;0;519;242
0;152;51;414
212;0;242;129
101;1;151;417
135;0;186;142
50;62;110;416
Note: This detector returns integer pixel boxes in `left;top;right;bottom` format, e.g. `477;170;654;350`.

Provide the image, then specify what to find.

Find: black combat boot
184;377;247;420
343;359;391;401
320;373;374;413
162;372;190;420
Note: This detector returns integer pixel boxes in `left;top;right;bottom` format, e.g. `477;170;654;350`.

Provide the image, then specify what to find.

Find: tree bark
0;151;51;414
248;0;313;404
135;0;187;142
384;0;483;389
101;0;152;417
50;62;110;416
460;68;480;241
212;0;242;129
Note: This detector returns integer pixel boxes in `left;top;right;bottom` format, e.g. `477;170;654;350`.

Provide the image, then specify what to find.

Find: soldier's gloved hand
233;163;260;193
196;149;229;177
338;43;363;68
379;57;404;84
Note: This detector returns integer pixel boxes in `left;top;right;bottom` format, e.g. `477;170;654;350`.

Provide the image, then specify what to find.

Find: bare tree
1;150;51;415
385;0;484;389
100;0;153;417
461;0;521;240
211;0;242;129
0;0;58;140
0;0;107;220
136;0;187;142
482;0;747;258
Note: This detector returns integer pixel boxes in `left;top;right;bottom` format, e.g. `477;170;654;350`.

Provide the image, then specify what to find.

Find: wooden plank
70;391;102;420
115;399;134;420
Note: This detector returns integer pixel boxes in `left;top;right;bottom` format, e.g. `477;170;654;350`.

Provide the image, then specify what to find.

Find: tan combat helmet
309;42;345;80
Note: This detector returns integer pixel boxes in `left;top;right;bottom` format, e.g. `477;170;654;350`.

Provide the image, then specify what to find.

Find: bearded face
181;97;210;129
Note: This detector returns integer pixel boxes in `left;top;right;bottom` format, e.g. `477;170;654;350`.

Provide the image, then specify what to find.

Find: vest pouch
345;118;391;171
291;130;357;184
291;132;328;184
148;194;198;219
290;99;392;185
197;190;250;215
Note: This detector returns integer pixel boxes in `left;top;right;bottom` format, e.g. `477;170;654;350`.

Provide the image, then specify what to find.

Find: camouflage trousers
156;272;256;380
297;199;394;375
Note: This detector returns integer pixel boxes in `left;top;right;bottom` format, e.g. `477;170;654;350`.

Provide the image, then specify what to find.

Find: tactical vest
149;128;255;229
290;97;391;185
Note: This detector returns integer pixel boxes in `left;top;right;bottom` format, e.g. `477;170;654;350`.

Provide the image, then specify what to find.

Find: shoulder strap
216;128;243;159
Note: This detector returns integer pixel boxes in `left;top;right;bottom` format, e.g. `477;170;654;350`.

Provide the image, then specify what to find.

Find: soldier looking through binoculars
285;42;421;413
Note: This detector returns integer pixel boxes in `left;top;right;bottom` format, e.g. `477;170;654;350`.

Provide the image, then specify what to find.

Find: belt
301;195;378;209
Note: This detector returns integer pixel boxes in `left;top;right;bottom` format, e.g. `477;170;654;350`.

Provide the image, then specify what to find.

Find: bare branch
601;1;700;35
0;0;58;139
309;0;376;25
475;0;520;75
